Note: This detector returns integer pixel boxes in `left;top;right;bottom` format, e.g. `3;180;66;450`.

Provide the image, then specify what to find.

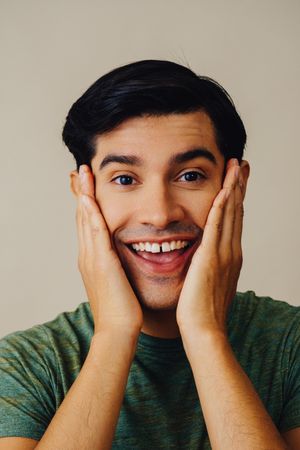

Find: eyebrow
99;147;217;171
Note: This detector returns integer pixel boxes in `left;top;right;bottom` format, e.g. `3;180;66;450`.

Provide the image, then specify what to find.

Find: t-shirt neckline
137;293;237;352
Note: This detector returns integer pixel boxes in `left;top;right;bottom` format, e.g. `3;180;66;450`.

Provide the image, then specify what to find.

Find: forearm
181;330;288;450
36;330;138;450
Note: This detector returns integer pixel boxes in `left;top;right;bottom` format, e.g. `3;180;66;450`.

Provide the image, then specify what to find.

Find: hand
176;158;244;336
76;165;143;336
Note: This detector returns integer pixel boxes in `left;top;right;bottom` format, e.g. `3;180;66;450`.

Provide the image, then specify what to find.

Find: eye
112;174;137;185
111;171;206;186
178;171;206;183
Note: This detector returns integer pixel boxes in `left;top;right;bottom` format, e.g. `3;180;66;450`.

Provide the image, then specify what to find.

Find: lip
123;238;199;275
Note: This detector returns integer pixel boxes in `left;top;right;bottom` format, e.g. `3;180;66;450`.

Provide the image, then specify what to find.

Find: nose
138;181;185;229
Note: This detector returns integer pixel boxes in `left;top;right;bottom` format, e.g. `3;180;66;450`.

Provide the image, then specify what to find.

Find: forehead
92;111;224;167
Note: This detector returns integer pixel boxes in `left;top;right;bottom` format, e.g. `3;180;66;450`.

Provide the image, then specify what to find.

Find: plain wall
1;0;300;338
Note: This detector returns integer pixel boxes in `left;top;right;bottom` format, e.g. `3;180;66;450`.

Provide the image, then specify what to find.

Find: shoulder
0;302;93;368
233;290;300;323
0;304;92;441
41;301;93;350
230;291;300;344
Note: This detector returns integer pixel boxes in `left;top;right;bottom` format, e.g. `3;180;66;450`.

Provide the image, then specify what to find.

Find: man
0;60;299;449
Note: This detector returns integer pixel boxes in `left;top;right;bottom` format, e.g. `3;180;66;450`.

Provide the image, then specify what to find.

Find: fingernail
228;158;237;168
79;165;87;180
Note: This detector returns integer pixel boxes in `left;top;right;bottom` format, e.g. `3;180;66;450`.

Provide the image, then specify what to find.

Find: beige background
1;0;299;338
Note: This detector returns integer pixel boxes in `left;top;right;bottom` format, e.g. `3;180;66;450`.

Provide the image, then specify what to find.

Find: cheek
95;188;128;235
95;191;133;257
187;192;216;229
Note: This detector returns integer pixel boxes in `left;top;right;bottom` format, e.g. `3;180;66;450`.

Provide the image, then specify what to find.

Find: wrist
180;326;228;357
179;322;227;341
91;328;140;358
93;321;142;339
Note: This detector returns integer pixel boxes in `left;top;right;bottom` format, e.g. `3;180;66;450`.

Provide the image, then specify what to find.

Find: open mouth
124;238;198;274
127;240;191;258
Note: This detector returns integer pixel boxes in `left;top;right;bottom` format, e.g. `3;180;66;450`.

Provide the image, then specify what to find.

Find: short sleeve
0;326;57;440
279;312;300;432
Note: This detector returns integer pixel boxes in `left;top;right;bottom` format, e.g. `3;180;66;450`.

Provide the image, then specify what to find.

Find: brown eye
112;175;136;185
179;171;206;182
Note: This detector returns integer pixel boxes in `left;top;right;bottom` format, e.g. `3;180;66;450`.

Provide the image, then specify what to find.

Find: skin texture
68;114;289;447
2;112;296;448
70;111;250;338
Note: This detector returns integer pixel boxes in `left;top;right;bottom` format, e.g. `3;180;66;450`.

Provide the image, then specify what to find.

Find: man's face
90;111;226;312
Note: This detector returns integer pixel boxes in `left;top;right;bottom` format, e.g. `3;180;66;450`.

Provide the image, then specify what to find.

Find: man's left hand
176;158;244;336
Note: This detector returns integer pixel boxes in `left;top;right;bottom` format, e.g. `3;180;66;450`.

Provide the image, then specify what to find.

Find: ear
239;160;250;201
69;170;80;197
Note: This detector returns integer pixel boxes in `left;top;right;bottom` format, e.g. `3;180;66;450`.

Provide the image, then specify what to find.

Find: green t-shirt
0;291;300;449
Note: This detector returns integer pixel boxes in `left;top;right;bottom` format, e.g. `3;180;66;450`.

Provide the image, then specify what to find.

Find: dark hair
62;59;246;171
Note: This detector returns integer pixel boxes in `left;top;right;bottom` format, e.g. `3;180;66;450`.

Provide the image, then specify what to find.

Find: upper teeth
131;240;189;253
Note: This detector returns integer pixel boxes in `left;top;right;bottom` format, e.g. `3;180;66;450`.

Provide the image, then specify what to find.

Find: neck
141;308;181;338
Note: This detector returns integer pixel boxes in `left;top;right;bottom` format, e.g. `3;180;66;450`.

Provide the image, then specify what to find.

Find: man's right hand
76;164;143;336
1;164;144;450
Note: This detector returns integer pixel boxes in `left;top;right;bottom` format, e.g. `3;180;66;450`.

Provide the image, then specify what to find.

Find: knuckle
91;224;101;237
237;251;243;266
82;218;88;227
207;219;222;232
213;202;224;212
212;221;222;233
206;254;218;268
221;251;232;267
233;251;243;268
237;202;244;218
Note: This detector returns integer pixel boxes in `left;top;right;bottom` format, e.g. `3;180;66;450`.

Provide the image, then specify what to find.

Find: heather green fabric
0;291;300;449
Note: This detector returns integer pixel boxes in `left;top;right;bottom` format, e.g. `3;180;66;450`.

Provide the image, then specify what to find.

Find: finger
76;197;85;256
78;164;106;226
219;165;240;255
200;188;229;253
74;167;87;257
223;158;239;190
80;194;113;255
232;174;244;262
226;157;238;170
218;186;235;257
79;165;96;199
78;165;115;255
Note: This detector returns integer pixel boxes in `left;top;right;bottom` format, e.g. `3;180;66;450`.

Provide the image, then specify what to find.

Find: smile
124;238;198;274
131;240;190;253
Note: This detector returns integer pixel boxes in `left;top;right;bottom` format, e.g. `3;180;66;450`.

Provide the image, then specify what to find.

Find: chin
131;279;182;312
